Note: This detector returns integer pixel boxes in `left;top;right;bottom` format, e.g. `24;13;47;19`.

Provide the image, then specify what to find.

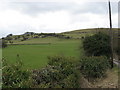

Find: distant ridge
62;28;119;34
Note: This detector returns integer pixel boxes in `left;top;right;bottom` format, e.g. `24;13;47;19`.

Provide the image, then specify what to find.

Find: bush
33;55;81;88
48;55;77;76
83;32;111;58
21;36;28;41
32;65;63;86
80;56;110;78
60;70;80;88
2;57;32;88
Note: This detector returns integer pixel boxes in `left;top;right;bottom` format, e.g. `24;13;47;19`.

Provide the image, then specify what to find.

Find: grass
2;38;82;69
0;48;2;58
91;65;118;88
2;28;119;88
3;28;118;69
0;48;2;68
63;28;119;39
0;48;1;89
80;64;119;88
12;37;59;44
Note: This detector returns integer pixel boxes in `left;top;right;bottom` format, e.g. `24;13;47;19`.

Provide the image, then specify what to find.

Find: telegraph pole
108;1;113;68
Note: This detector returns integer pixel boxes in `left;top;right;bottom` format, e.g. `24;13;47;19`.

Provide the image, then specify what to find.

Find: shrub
79;56;110;78
2;57;32;88
21;36;28;41
32;65;63;85
60;70;80;88
83;32;111;58
33;55;81;88
48;55;76;76
81;36;84;39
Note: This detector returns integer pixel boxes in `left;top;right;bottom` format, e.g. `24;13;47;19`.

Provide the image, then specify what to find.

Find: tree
6;34;13;37
21;35;28;41
83;32;111;58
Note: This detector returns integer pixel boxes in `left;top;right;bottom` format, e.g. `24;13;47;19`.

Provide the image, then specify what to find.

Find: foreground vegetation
3;55;111;88
2;55;81;88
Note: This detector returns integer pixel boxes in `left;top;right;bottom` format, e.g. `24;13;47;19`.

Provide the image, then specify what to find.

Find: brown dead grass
80;67;118;88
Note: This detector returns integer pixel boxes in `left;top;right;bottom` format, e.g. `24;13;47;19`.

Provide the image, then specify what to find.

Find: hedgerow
2;58;33;88
83;32;111;58
79;56;110;79
2;55;81;88
32;55;81;88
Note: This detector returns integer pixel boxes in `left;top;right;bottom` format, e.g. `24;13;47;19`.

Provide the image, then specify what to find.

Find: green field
3;38;82;69
2;28;119;69
63;28;119;38
0;48;1;64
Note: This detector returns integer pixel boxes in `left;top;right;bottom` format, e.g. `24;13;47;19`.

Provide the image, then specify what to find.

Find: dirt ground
80;67;118;88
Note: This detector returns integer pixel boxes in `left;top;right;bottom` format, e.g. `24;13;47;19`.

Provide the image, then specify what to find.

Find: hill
1;28;119;45
62;28;119;38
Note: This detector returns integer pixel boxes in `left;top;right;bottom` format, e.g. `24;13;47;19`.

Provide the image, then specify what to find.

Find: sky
0;0;119;38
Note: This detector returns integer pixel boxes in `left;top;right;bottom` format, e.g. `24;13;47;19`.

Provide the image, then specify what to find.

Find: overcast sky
0;0;118;37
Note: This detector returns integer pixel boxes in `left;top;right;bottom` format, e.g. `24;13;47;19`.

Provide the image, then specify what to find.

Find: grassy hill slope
62;28;119;38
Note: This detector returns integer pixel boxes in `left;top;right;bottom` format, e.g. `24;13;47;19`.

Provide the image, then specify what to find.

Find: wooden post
108;1;113;68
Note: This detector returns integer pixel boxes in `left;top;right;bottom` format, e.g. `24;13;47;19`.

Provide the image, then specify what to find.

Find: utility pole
108;1;113;68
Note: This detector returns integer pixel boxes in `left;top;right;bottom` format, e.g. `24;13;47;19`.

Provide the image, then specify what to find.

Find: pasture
0;48;1;68
2;38;82;69
2;28;119;69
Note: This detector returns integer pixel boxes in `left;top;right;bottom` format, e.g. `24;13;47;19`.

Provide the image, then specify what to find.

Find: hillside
1;28;119;45
62;28;119;38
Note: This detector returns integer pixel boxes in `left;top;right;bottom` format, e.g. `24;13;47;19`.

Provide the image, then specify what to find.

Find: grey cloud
118;1;120;28
0;1;118;38
8;2;72;16
7;2;118;16
71;2;118;14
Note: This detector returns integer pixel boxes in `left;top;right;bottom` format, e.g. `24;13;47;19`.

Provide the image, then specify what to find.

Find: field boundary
8;43;51;45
